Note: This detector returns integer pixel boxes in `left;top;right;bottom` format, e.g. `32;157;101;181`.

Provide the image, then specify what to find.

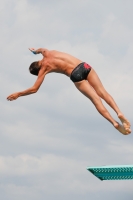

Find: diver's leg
74;80;131;135
87;68;131;130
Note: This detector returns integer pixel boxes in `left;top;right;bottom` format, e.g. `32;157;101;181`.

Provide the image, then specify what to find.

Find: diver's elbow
34;89;38;93
32;87;38;93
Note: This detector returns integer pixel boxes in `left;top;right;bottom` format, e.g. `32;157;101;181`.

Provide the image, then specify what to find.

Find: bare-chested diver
7;48;131;135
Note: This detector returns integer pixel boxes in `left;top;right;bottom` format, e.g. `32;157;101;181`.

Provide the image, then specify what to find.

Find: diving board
87;165;133;181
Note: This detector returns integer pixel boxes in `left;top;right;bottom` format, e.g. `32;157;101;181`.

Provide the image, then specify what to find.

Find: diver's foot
114;122;131;135
118;113;131;129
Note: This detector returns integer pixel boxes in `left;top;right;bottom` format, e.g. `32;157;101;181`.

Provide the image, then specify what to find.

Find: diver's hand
29;48;37;54
7;92;20;101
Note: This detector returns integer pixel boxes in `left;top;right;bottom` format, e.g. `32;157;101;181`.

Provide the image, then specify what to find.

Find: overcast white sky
0;0;133;200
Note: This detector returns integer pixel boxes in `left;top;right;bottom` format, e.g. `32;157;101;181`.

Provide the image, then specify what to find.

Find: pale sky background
0;0;133;200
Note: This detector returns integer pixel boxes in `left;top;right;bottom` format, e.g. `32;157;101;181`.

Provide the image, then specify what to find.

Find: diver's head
29;61;41;76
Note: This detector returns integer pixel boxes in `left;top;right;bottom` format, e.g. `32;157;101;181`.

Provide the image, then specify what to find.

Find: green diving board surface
87;165;133;181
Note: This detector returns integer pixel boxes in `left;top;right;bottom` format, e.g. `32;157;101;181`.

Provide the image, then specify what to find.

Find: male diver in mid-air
7;48;131;135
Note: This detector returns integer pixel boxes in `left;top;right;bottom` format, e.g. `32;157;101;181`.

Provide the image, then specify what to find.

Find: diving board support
87;165;133;181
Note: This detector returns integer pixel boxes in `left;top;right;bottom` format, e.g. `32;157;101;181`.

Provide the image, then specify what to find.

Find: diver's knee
96;89;104;98
97;89;108;99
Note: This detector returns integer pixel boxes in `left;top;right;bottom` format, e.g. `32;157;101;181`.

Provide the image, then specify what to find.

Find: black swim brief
70;62;92;82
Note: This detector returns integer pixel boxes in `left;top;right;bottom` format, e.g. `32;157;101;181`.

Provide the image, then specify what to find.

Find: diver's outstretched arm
7;69;45;101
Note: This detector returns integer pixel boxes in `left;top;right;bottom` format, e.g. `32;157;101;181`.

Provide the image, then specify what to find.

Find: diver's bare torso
40;50;82;76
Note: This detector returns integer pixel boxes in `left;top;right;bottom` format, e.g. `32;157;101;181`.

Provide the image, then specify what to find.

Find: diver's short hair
29;61;40;76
